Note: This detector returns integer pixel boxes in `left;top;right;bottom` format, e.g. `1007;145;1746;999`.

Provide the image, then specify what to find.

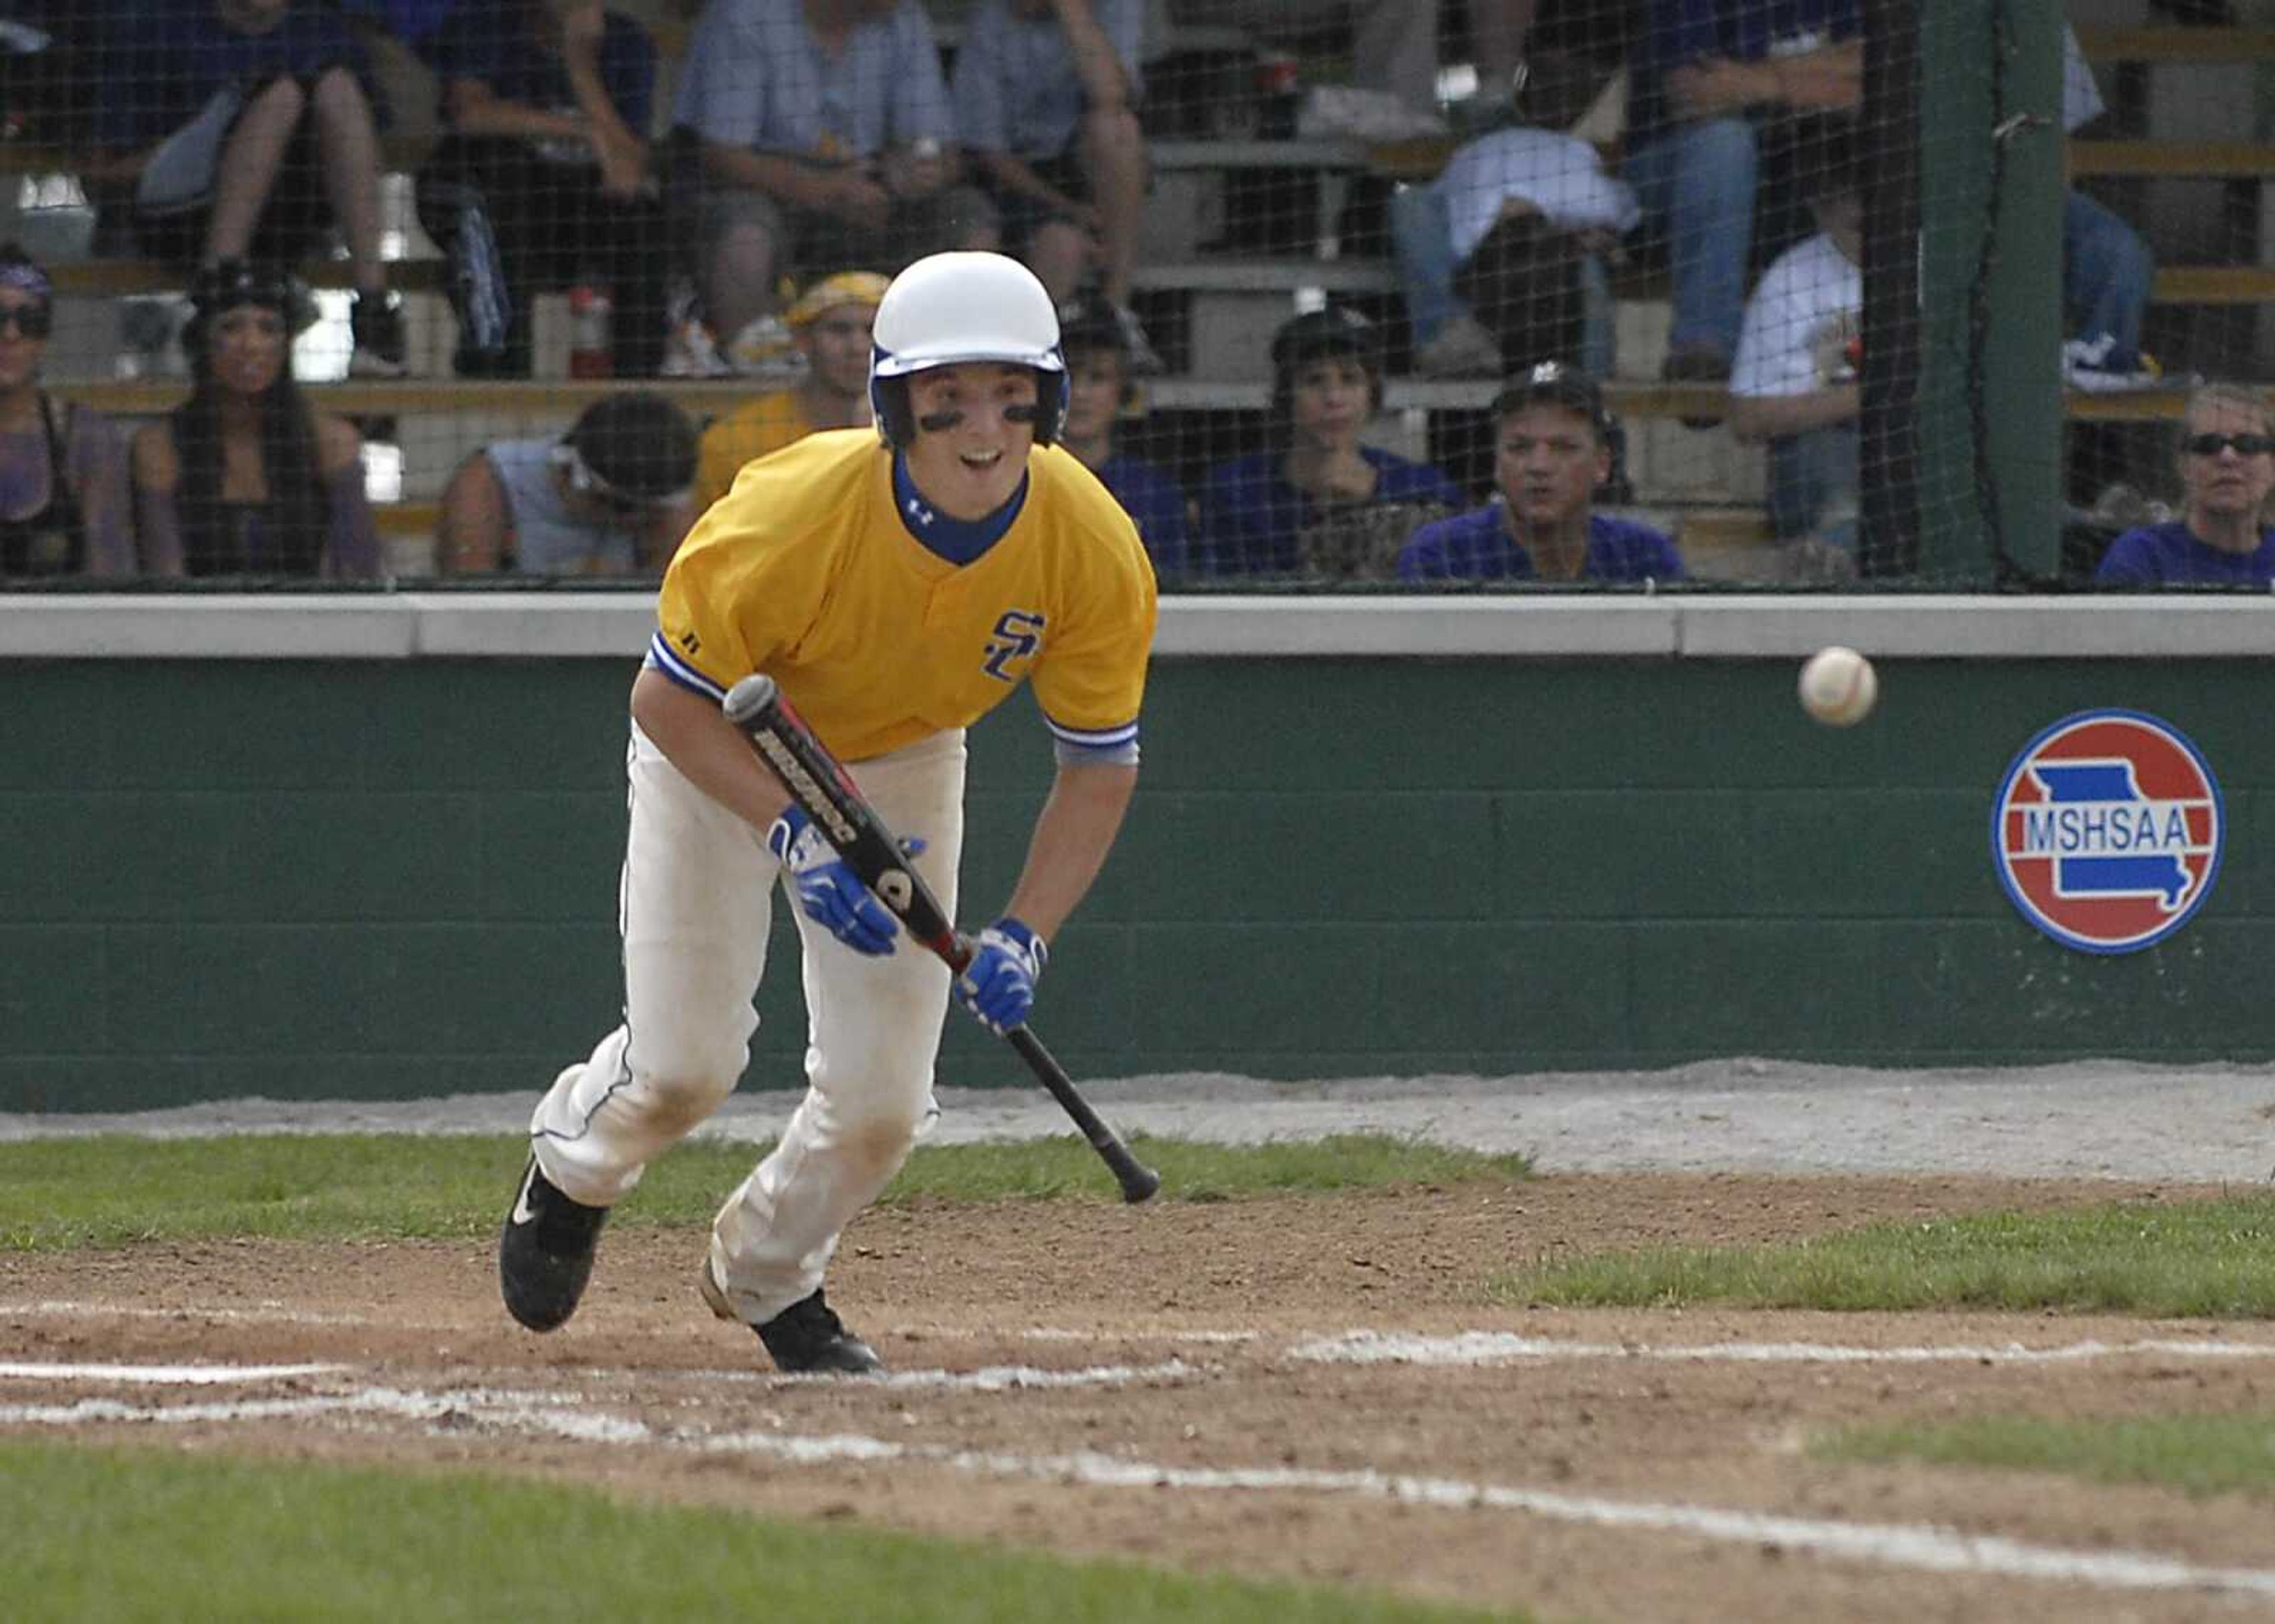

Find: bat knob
722;674;780;728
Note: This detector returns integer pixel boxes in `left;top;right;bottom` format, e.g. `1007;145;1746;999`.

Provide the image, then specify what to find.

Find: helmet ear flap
871;372;914;449
1031;360;1069;447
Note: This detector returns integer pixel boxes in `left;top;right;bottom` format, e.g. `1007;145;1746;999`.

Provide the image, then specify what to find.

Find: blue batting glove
767;803;900;956
956;917;1046;1034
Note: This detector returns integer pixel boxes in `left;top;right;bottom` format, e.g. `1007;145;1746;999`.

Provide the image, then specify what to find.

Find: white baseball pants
530;721;966;1325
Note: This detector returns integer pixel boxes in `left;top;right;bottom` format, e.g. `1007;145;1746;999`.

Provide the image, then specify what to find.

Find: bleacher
3;10;2266;584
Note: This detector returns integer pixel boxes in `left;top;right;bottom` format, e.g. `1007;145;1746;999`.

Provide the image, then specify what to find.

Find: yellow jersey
691;392;818;512
648;429;1157;763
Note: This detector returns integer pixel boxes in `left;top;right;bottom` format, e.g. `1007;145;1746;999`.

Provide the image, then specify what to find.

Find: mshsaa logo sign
1991;709;2223;955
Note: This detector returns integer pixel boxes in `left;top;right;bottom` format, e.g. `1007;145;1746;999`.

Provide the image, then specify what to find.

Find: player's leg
705;728;967;1367
503;726;777;1331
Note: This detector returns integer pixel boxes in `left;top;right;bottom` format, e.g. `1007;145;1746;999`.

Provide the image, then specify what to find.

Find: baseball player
499;251;1158;1373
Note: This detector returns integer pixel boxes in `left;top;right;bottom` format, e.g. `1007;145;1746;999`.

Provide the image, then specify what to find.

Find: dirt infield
9;1171;2275;1622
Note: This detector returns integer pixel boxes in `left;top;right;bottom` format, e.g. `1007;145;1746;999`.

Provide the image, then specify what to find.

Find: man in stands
1623;0;1861;405
691;270;888;511
437;390;698;575
668;0;996;375
950;0;1156;370
1399;362;1681;583
1726;131;1861;581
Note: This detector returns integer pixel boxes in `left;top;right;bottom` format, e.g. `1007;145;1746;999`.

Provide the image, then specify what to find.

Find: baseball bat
722;674;1160;1205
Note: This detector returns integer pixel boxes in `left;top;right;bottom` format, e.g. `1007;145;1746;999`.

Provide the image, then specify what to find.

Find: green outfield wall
3;595;2270;1112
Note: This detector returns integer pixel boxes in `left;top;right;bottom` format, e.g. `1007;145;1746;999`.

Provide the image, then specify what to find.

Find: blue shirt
1096;452;1190;574
1398;506;1687;583
950;0;1145;160
90;0;374;150
337;1;457;44
672;0;953;162
1628;0;1861;149
1196;447;1467;576
424;7;655;137
2095;520;2275;588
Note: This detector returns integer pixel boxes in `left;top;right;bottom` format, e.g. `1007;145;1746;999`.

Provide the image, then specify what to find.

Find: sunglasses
0;304;53;339
2182;432;2275;458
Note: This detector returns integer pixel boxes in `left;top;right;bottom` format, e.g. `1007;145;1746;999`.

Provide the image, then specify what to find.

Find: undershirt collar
893;451;1028;565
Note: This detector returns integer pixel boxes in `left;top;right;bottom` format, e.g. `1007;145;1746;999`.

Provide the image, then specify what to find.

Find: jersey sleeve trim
645;629;730;701
1045;712;1139;749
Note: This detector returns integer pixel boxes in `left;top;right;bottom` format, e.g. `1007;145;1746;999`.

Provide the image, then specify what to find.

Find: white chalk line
5;1380;2274;1602
0;1362;345;1385
1293;1331;2275;1367
14;1299;2275;1375
0;1299;444;1331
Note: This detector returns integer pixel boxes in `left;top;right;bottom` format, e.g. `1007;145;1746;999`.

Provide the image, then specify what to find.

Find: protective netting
0;3;2259;591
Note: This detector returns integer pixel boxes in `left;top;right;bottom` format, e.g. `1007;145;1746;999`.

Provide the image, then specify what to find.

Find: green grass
1817;1411;2275;1501
1487;1196;2275;1317
0;1133;1531;1251
0;1439;1530;1624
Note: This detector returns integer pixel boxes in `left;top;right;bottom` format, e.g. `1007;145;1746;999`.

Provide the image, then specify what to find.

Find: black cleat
499;1157;608;1332
702;1264;882;1374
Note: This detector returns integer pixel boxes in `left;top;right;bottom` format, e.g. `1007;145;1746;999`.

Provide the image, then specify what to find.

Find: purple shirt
1196;446;1467;576
2095;519;2275;588
1097;452;1190;574
424;8;655;136
0;399;137;575
1398;505;1686;583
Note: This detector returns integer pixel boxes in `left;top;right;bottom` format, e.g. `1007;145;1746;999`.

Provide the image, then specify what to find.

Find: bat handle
1007;1026;1160;1204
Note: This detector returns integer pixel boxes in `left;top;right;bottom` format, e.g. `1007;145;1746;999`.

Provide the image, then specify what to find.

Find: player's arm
999;758;1138;943
629;666;794;831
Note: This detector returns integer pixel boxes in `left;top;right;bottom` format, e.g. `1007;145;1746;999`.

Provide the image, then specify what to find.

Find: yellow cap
785;271;892;329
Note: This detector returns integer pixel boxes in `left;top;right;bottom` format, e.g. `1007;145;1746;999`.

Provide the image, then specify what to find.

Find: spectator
691;269;887;511
2095;385;2275;588
415;0;674;378
1399;117;1639;379
80;0;406;377
2058;24;2155;389
1625;0;1860;399
437;390;698;575
1399;362;1682;583
1726;139;1860;578
0;245;140;577
1196;306;1465;579
950;0;1153;366
130;260;379;577
1055;291;1189;571
669;0;998;374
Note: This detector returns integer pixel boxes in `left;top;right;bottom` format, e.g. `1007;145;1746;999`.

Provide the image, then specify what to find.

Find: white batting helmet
869;252;1068;446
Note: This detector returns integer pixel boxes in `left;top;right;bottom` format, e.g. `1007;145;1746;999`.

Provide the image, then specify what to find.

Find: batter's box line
7;1382;2274;1603
1287;1331;2275;1366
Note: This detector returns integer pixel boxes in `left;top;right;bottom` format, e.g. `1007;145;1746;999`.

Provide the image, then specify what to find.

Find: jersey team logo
1991;709;2223;955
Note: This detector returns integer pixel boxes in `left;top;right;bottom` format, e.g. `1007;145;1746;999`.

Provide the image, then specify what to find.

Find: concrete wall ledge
2;592;2270;661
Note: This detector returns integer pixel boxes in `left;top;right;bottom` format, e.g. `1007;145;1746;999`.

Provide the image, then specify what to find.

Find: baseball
1798;645;1877;727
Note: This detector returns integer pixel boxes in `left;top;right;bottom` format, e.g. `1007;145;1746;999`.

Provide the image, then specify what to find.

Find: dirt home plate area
8;1062;2275;1622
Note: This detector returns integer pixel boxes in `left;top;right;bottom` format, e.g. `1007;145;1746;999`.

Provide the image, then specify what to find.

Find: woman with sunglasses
2095;383;2275;587
130;260;379;578
0;245;139;578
